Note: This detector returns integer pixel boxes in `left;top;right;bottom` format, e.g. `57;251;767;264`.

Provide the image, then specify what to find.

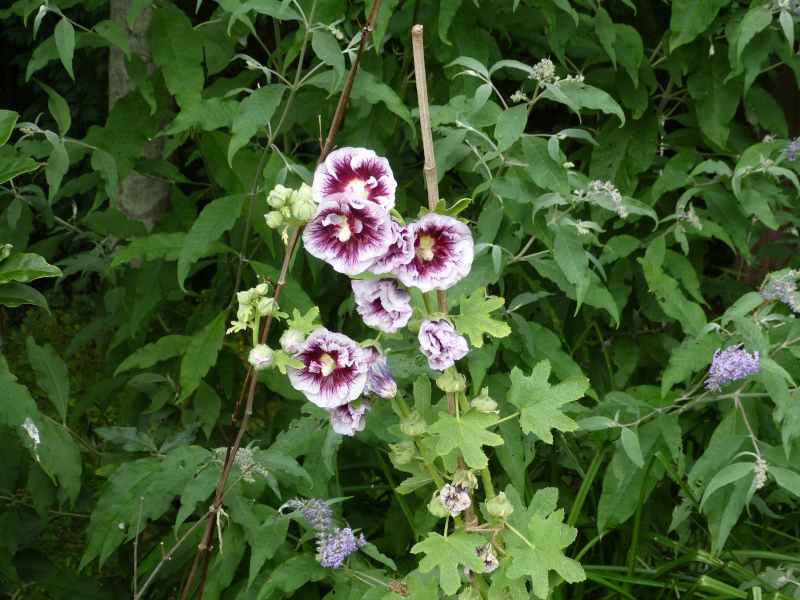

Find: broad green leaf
91;148;118;203
437;0;463;44
110;232;230;267
94;426;157;453
193;380;221;441
670;0;725;49
771;467;800;498
687;53;741;149
26;338;69;424
410;528;485;595
127;0;152;28
732;6;772;65
114;335;191;375
0;282;50;312
228;85;286;165
589;112;658;196
661;332;717;396
780;9;795;50
179;312;226;401
0;253;61;283
619;427;644;468
351;70;413;128
523;136;569;195
38;80;71;135
553;224;590;312
174;461;217;530
595;7;616;64
93;19;131;60
452;287;511;348
651;150;696;202
311;30;344;87
0;110;18;146
614;24;643;86
542;81;625;126
507;362;589;443
249;514;290;588
160;97;238;137
433;129;468;182
54;18;75;79
177;194;245;291
124;55;157;114
146;5;204;107
494;104;528;152
0;157;42;185
426;409;504;469
638;258;707;336
285;307;321;335
699;462;755;511
257;553;328;599
44;130;69;203
395;471;434;494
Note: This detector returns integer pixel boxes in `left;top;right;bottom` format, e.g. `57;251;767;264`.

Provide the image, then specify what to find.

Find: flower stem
423;292;435;314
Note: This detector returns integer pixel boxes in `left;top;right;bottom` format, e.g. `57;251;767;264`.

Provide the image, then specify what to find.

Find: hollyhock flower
327;401;370;436
440;483;471;517
393;213;474;293
476;543;499;574
287;328;368;408
705;346;760;392
303;193;393;275
362;350;397;399
352;279;413;333
419;320;469;370
312;147;397;210
368;220;415;275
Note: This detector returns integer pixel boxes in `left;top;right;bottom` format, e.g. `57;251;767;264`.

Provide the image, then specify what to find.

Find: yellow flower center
337;221;352;242
320;354;336;376
416;235;436;261
346;179;370;198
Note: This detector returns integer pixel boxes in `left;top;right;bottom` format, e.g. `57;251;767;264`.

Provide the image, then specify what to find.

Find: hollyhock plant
362;348;398;399
393;213;474;293
419;319;469;370
327;401;370;436
368;220;415;275
312;147;398;210
303;193;393;275
352;278;413;333
287;328;368;408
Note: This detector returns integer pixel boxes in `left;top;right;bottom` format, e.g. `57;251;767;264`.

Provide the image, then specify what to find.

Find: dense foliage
1;0;800;599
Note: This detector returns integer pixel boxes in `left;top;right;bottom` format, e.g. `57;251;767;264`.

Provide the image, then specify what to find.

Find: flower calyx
469;387;497;413
399;411;427;437
436;367;467;393
485;491;514;519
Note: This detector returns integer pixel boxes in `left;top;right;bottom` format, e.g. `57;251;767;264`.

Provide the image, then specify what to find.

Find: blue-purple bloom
705;346;760;392
759;272;800;313
318;527;367;568
282;498;333;531
783;137;800;162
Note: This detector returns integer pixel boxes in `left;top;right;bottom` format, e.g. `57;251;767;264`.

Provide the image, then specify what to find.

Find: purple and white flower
393;213;474;293
368;220;415;275
287;328;368;408
476;543;499;574
705;346;760;392
440;483;471;517
362;347;398;399
327;401;370;436
303;193;394;275
419;320;469;371
312;147;397;210
352;279;413;333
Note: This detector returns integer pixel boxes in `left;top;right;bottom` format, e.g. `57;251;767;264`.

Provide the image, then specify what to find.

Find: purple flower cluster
419;320;469;371
705;346;760;392
783;137;800;162
282;497;333;531
759;272;800;313
283;498;366;569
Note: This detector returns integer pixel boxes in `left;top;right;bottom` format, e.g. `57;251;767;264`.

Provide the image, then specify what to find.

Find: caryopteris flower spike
705;346;760;392
312;147;398;210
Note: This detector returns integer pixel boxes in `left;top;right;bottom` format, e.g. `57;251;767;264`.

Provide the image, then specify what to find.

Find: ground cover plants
1;0;800;598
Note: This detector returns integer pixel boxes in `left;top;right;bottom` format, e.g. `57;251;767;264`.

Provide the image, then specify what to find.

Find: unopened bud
452;469;478;491
257;297;278;317
265;211;284;228
389;441;415;465
292;194;317;223
485;491;514;519
254;282;269;297
469;388;497;412
280;329;306;354
237;289;253;305
248;345;274;371
400;411;427;437
267;184;292;208
436;367;466;393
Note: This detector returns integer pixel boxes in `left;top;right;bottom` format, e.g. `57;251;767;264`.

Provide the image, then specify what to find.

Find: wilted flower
705;346;760;392
362;347;398;398
440;483;471;517
782;137;800;161
248;345;274;371
287;328;368;408
419;320;469;370
677;206;702;230
312;147;397;210
327;401;370;436
317;527;367;568
352;279;413;333
393;213;474;293
303;193;394;275
282;497;333;531
280;329;306;354
428;490;452;518
367;220;415;275
476;543;499;573
759;271;800;312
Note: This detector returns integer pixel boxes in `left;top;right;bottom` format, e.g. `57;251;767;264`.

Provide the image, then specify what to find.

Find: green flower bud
389;441;415;465
469;387;497;412
292;193;317;223
280;329;306;354
257;297;279;317
436;367;467;393
452;469;478;491
254;282;270;297
237;289;254;305
485;491;514;519
294;182;313;204
265;211;284;228
427;491;451;518
406;307;426;333
400;411;427;437
267;184;292;208
249;345;274;371
459;587;482;600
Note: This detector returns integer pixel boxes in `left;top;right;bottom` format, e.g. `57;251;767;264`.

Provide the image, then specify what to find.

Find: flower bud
427;491;451;518
265;211;284;228
280;329;306;354
436;367;467;393
292;191;317;223
389;441;415;465
254;282;270;297
257;297;278;317
469;388;497;412
248;345;274;371
237;289;253;305
485;491;514;519
452;469;478;491
399;411;427;437
459;587;482;600
267;184;292;208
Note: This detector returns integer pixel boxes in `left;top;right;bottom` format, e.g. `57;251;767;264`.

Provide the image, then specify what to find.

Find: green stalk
567;443;606;528
624;455;657;596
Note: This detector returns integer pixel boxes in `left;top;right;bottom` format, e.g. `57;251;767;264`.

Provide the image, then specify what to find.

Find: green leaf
638;258;707;336
43;130;69;203
26;338;70;424
732;6;772;65
687;53;741;149
94;426;157;453
146;5;204;108
110;232;229;267
542;81;625;126
351;70;413;129
249;514;290;588
780;9;794;51
619;427;644;468
771;467;800;498
437;0;463;44
285;307;321;335
311;30;344;86
427;409;504;469
553;224;590;312
494;104;528;153
271;349;303;375
651;150;696;202
0;282;50;312
114;335;191;375
125;55;156;114
451;287;511;348
589;112;658;196
127;0;152;28
396;471;434;494
177;194;245;291
507;362;588;443
39;570;117;600
595;7;616;65
93;19;131;60
699;462;754;511
0;157;42;185
670;0;725;49
410;528;485;595
0;253;61;283
54;18;75;79
523;136;569;195
0;110;19;146
228;85;286;164
179;312;226;401
91;148;118;204
661;332;717;396
193;380;221;441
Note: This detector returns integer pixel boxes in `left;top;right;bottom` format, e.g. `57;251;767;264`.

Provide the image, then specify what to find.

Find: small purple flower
327;401;370;436
287;328;368;408
303;193;394;275
312;147;397;211
783;137;800;162
760;273;800;313
368;220;415;275
440;483;471;517
352;279;413;333
282;498;333;531
393;213;474;293
318;527;367;568
419;320;469;371
705;346;760;393
362;348;398;399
